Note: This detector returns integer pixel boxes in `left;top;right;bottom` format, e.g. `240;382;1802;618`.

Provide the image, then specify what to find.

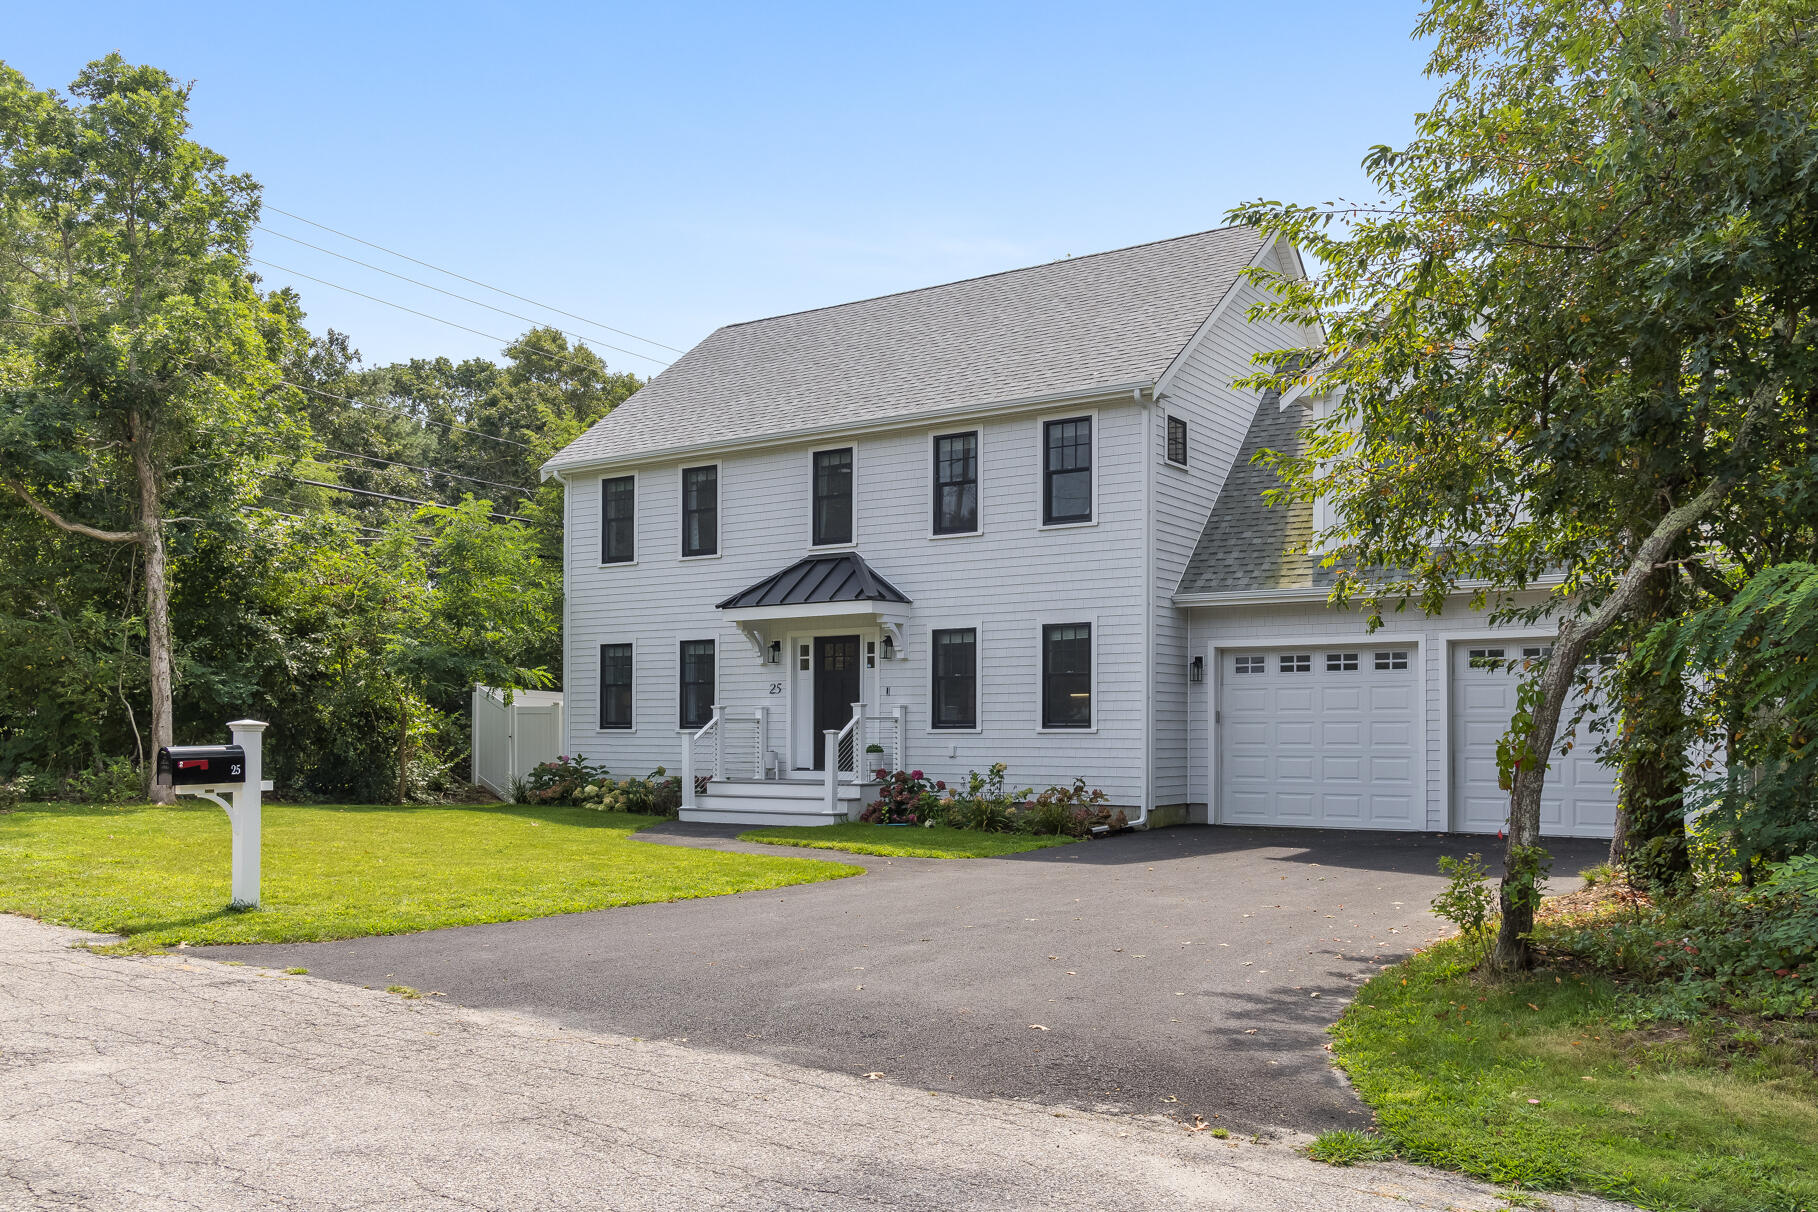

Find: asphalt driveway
210;824;1606;1135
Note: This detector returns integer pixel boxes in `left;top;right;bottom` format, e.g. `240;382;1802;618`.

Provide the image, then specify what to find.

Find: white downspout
1134;383;1154;830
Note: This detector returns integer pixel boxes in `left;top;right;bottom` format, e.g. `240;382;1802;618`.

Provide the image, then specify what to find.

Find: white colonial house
542;228;1617;836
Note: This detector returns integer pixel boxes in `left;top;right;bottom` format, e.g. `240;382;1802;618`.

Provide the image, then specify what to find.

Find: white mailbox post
158;719;272;908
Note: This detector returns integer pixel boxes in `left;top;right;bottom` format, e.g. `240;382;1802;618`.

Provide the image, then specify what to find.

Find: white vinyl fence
471;685;565;799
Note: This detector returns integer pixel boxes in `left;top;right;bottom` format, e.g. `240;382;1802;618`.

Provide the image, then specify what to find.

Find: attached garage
1449;644;1617;838
1218;646;1420;830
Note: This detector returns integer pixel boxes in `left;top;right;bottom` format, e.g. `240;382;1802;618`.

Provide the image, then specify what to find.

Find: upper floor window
1043;417;1092;525
679;639;715;729
931;628;978;729
1166;415;1188;466
681;465;718;557
813;447;854;546
1041;622;1093;728
932;431;979;535
599;643;633;729
602;475;635;564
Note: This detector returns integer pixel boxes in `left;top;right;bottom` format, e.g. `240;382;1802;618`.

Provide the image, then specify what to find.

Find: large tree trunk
1613;569;1692;890
132;415;175;805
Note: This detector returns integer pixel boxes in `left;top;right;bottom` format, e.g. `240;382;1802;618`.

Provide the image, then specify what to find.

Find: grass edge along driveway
1325;936;1818;1212
1;802;859;951
738;821;1078;859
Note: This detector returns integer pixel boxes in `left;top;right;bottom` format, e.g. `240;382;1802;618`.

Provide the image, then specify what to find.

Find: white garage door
1451;645;1617;838
1219;646;1420;830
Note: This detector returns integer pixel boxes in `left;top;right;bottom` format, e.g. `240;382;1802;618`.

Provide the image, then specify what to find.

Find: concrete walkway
1;914;1633;1211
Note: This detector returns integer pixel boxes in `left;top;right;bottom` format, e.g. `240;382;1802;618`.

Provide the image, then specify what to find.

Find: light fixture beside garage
1189;655;1205;683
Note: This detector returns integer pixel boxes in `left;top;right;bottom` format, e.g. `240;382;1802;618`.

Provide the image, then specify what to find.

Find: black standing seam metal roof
716;553;912;610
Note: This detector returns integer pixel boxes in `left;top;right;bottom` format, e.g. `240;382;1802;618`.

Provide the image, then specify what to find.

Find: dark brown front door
813;634;862;770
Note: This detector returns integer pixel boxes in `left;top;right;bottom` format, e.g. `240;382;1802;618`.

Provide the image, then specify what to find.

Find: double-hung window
812;448;854;546
1042;417;1092;525
681;465;718;557
1166;416;1188;466
1041;623;1092;728
679;640;715;729
599;643;633;729
931;628;978;729
931;431;979;535
602;475;635;563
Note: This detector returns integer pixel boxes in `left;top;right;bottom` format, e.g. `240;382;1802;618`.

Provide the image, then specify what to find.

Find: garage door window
1233;654;1265;674
1279;654;1311;673
1374;651;1408;671
1325;652;1359;672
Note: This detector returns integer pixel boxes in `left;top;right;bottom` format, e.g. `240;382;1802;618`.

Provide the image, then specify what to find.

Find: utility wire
252;258;635;377
272;473;545;525
317;458;533;498
279;380;534;449
318;447;534;495
256;225;671;367
262;205;685;354
249;506;433;541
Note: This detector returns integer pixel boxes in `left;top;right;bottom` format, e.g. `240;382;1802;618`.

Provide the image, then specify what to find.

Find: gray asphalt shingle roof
717;553;912;610
1176;389;1330;597
546;227;1264;473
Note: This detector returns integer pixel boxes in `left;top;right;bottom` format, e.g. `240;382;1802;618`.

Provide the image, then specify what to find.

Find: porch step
678;778;873;827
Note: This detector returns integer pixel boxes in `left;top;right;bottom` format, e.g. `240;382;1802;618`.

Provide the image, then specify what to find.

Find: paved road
211;824;1606;1135
2;914;1632;1211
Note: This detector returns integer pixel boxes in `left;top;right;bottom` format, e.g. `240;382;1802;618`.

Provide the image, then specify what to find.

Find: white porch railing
680;706;774;810
822;701;909;814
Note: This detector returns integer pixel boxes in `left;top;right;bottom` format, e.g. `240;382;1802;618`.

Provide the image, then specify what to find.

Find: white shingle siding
563;403;1152;803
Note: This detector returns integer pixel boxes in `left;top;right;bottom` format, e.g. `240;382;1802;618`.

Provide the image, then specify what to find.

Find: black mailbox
155;744;247;787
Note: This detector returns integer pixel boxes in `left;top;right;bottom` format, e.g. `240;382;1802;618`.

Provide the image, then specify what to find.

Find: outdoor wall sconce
881;633;896;661
768;640;782;664
1190;655;1205;683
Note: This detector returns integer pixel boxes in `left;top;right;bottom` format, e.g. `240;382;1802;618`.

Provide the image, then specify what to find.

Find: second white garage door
1219;646;1421;830
1451;644;1618;838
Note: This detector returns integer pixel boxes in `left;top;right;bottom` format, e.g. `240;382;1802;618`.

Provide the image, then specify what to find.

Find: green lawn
738;821;1078;858
1326;938;1818;1211
0;802;859;951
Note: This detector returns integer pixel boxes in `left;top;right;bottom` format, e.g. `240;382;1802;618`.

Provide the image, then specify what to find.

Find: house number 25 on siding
769;683;783;694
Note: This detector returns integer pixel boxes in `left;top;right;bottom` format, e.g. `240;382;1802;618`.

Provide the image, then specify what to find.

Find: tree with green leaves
0;55;303;798
1232;0;1818;969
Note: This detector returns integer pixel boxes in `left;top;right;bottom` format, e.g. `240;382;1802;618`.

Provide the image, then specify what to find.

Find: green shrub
1431;852;1495;966
65;757;142;804
523;755;609;805
862;769;942;823
936;763;1030;833
574;768;682;816
1020;776;1110;836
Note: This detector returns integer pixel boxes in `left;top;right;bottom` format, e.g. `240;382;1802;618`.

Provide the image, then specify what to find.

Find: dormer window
812;447;853;546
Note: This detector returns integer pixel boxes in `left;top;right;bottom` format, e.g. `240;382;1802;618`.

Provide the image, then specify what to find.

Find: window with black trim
931;628;977;729
812;448;854;545
1166;416;1188;466
1280;654;1311;673
1041;623;1092;728
681;465;718;557
1042;418;1092;525
932;431;979;535
602;475;635;563
679;640;715;729
600;643;633;729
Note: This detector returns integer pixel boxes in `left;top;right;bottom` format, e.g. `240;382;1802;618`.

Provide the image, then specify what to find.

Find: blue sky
9;2;1434;376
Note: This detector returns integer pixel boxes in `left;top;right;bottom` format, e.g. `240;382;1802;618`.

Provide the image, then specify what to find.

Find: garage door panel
1450;646;1616;839
1219;647;1419;832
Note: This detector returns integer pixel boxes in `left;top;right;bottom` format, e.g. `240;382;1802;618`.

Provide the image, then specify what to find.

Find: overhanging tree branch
6;478;141;543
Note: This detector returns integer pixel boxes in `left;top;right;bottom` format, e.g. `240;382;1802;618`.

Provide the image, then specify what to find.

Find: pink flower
935;780;946;790
910;770;924;780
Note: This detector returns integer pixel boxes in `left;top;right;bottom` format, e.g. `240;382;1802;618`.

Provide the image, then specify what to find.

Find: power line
252;258;638;377
279;380;534;449
248;506;433;542
256;224;672;368
317;458;533;498
262;205;685;355
272;473;546;525
318;447;534;495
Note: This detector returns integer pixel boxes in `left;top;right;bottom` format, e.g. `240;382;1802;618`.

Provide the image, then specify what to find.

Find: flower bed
859;762;1126;837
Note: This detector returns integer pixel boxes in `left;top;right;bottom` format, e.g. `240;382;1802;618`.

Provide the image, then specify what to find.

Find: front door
813;634;862;770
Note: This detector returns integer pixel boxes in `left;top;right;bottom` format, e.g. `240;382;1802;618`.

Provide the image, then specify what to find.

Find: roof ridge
716;224;1258;333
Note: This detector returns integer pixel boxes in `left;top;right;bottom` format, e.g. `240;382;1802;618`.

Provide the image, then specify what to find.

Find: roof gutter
1173;576;1568;609
541;378;1156;481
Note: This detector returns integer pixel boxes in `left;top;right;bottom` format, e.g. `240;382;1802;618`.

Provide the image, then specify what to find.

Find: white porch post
894;703;908;772
754;707;768;779
226;719;266;909
712;704;725;780
822;732;839;813
850;701;865;781
681;734;696;810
